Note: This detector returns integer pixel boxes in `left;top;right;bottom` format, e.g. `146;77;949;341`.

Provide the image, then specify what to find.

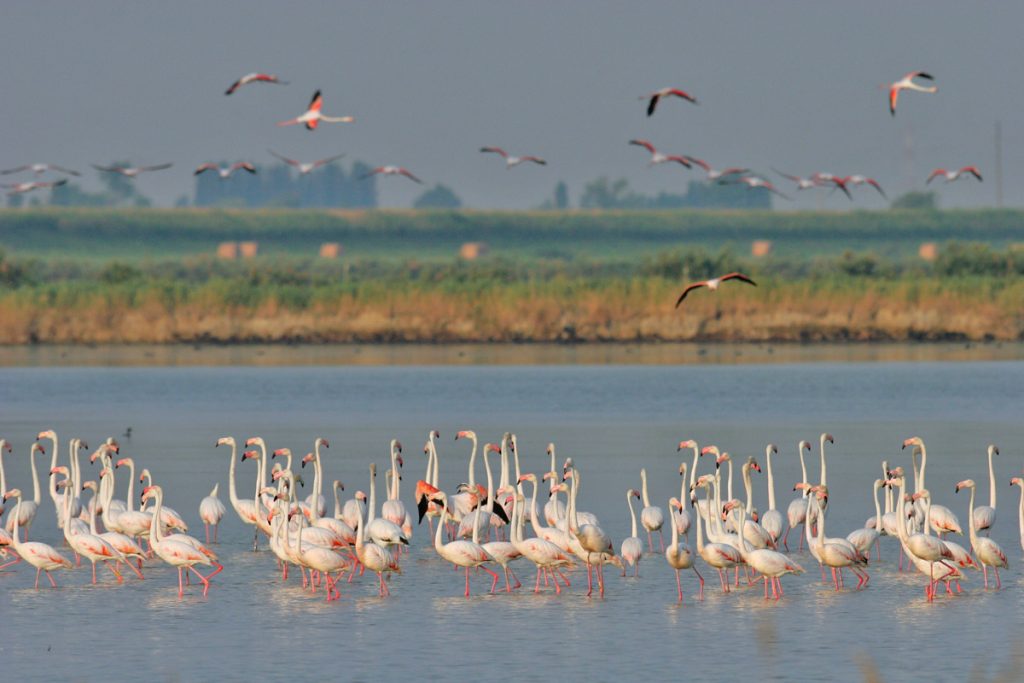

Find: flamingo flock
1;429;1019;605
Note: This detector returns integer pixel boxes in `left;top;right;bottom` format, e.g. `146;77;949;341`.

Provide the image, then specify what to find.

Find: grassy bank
3;207;1024;261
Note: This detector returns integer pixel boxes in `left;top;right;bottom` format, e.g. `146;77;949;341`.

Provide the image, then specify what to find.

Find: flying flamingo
628;139;691;167
1;162;79;176
956;479;1009;589
480;147;547;168
926;166;983;184
430;491;500;597
2;489;72;588
199;483;227;544
721;176;790;199
844;175;887;199
665;498;702;601
92;163;172;177
674;272;757;308
269;150;346;175
360;166;423;183
641;87;698;116
194;162;256;178
2;179;67;196
277;90;354;130
142;484;224;597
773;169;821;191
684;156;748;181
813;173;852;200
620;489;643;576
887;71;936;116
225;72;287;95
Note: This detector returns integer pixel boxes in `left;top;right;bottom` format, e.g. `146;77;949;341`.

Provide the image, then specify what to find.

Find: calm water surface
1;359;1023;682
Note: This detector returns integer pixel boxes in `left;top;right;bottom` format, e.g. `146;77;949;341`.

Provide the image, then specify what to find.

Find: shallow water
1;360;1023;682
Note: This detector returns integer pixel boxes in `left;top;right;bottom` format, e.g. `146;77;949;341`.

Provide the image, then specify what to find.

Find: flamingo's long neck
498;435;509;492
85;486;100;535
29;446;41;505
9;495;23;549
641;469;652;508
124;460;136;513
527;478;546;537
332;482;342;519
466;436;477;488
389;443;399;501
432;494;447;552
726;460;733;503
695;486;707;553
626;491;638;538
48;438;61;509
688;446;700;503
368;467;377;524
917;445;927;493
797;444;808;498
965;485;978;550
882;462;892;515
429;439;439;488
148;487;166;545
819;435;828;488
987;446;995;509
742;463;754;513
871;482;882;532
315;441;325;503
482;447;496;515
667;503;678;554
226;441;242;513
766;449;776;511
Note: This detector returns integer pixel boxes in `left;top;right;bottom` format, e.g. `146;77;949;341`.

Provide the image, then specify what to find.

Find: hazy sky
2;2;1021;209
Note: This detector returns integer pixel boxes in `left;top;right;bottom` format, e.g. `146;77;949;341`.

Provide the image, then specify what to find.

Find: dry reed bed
1;278;1020;344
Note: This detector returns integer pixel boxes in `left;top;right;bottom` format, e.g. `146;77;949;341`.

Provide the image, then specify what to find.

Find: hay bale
751;240;773;257
239;241;259;259
459;242;489;260
319;242;343;259
216;242;238;259
918;242;938;261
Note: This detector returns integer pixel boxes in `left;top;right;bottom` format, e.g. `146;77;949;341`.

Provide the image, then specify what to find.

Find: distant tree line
194;161;379;208
578;177;771;209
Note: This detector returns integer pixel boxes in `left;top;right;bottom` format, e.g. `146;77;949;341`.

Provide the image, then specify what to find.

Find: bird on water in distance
225;72;287;95
640;86;698;116
675;273;757;308
887;71;936;116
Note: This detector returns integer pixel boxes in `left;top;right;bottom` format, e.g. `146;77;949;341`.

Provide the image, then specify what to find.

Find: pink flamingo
927;166;982;184
888;71;936;116
2;488;72;588
480;147;547;168
629;139;691;167
674;272;757;307
641;87;698;116
277;90;354;130
225;72;287;95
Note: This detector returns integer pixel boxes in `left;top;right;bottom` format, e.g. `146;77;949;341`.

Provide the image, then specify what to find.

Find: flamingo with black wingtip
225;72;287;95
628;140;690;167
480;147;547;168
927;166;982;184
685;156;748;181
887;71;936;116
641;87;698;116
277;90;354;130
1;163;80;177
361;166;423;184
269;150;346;175
194;162;257;179
675;273;757;308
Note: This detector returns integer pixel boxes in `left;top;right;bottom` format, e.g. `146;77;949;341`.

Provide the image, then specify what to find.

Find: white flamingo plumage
641;87;698;116
194;162;256;178
480;147;547;168
92;163;172;177
888;71;936;116
269;150;345;175
675;272;757;308
225;72;287;95
361;166;422;183
277;90;354;130
927;166;982;184
2;179;68;196
628;139;691;167
1;162;79;176
2;488;72;588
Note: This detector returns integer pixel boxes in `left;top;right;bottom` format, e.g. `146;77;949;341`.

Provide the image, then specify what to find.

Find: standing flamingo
760;444;785;547
199;483;227;544
639;468;664;552
972;445;999;534
725;499;804;599
2;489;72;588
2;442;43;538
620;489;643;576
509;489;574;594
430;491;499;597
141;485;223;597
665;498;702;601
956;479;1008;589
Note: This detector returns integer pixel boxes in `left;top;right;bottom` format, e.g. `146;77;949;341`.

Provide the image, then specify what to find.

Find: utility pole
994;120;1004;208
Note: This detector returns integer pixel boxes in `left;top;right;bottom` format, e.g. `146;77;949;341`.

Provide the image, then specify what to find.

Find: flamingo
902;437;962;536
199;483;227;544
803;492;867;591
691;475;742;593
773;169;821;191
1010;476;1024;552
628;139;691;167
457;442;507;541
292;504;351;602
2;489;72;588
760;444;785;548
92;163;172;177
360;166;422;183
2;179;68;195
430;491;499;597
141;485;223;597
137;467;189;532
82;478;146;579
674;272;757;307
843;175;887;199
620;489;643;576
678;439;708;521
353;482;400;597
665;498;702;601
684;156;748;182
543;444;567;526
521;474;573;550
641;87;698;116
481;491;523;592
365;463;409;549
814;173;853;200
639;468;665;552
215;437;261;548
56;470;125;584
509;489;574;594
956;479;1009;589
721;175;790;199
726;499;804;599
225;72;287;95
300;437;330;520
269;150;345;175
972;445;999;534
2;442;43;538
926;166;982;184
1;162;80;176
890;476;959;601
565;467;615;597
847;479;884;561
887;71;936;116
380;439;411;537
194;162;256;178
672;461;692;537
480;147;547;168
276;90;354;130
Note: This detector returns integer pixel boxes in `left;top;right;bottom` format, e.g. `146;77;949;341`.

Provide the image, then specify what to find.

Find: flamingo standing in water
142;485;223;597
2;489;72;588
199;483;227;543
927;166;982;184
480;147;547;168
509;489;574;594
760;444;785;548
956;479;1009;589
2;442;43;538
430;491;500;597
628;139;691;167
620;489;643;576
665;498;702;601
887;71;936;116
972;445;999;534
225;72;287;95
277;90;354;130
639;468;665;552
726;499;804;599
640;87;698;116
674;272;757;308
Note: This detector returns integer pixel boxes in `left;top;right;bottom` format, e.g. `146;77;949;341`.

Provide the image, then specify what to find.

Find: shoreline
2;341;1021;367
